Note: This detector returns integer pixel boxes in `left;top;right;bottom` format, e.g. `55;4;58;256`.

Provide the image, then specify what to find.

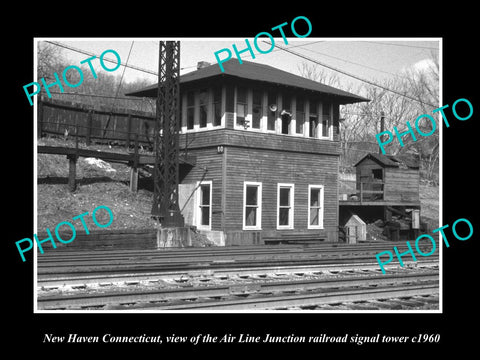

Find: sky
36;38;440;96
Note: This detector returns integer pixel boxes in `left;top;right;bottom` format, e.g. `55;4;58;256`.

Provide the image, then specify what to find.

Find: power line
265;41;438;108
297;46;411;80
362;41;439;50
46;91;149;100
44;41;159;76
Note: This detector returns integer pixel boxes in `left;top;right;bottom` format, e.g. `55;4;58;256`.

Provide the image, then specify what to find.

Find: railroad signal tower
151;41;184;227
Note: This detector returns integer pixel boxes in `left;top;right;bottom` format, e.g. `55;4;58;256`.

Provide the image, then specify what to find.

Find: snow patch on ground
84;157;116;172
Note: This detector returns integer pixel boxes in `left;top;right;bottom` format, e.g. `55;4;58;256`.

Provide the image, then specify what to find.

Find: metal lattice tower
151;41;184;227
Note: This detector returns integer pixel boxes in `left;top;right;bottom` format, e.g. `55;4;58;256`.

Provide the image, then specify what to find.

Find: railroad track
37;242;439;279
36;243;440;311
37;269;439;311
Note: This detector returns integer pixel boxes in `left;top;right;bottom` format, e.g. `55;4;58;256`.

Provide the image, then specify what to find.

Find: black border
7;7;478;355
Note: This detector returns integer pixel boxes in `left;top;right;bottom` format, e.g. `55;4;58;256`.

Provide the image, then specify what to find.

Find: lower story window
277;183;294;229
196;181;212;230
308;185;324;229
243;182;262;230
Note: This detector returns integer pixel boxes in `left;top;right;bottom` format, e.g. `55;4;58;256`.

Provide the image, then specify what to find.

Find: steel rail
37;242;432;260
37;253;439;277
37;258;439;287
152;284;439;311
37;271;439;310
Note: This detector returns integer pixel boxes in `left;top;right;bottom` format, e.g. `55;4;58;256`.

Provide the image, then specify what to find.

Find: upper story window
267;91;277;131
186;91;195;130
213;85;222;127
236;86;248;128
295;97;305;135
309;99;318;138
281;93;292;135
181;84;335;140
252;89;263;129
322;102;331;138
199;88;208;128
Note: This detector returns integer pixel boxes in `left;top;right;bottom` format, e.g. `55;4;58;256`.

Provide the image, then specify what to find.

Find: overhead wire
102;41;135;137
361;41;439;50
263;40;438;108
295;46;411;80
44;40;159;76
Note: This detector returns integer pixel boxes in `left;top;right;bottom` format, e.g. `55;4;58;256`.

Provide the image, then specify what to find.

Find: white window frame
308;185;324;229
277;183;295;230
250;88;264;132
195;180;212;231
319;102;333;140
234;85;250;130
243;181;262;230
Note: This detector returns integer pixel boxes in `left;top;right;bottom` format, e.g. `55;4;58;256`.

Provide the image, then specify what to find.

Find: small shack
354;152;420;203
339;152;422;241
344;214;366;244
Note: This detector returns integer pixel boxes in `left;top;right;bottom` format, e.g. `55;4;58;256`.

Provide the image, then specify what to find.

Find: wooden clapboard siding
384;168;420;202
180;128;340;156
179;128;340;240
224;146;338;238
355;154;420;204
179;146;223;231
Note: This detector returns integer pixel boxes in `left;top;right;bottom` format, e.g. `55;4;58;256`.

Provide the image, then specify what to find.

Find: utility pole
379;111;385;154
151;41;184;227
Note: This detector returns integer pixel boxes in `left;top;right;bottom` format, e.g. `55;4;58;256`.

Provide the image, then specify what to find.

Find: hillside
37;138;157;232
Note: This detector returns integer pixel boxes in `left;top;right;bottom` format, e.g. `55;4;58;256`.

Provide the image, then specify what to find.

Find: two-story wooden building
129;58;368;245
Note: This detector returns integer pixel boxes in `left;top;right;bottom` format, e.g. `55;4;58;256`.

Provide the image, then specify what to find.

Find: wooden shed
354;152;420;204
344;214;366;244
339;152;422;241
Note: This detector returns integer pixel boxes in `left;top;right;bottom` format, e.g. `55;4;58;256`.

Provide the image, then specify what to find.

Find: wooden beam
130;167;138;192
67;155;77;192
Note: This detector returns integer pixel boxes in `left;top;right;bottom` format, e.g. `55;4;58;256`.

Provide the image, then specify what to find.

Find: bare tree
298;62;341;88
37;42;67;81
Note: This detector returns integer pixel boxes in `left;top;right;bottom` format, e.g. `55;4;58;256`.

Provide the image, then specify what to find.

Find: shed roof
126;58;369;104
355;152;420;169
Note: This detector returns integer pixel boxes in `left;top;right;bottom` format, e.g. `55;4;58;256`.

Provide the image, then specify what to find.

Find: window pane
245;207;257;226
309;116;317;138
200;184;210;205
322;103;330;137
252;90;262;129
279;208;290;226
322;102;331;116
213;85;222;102
187;91;194;106
187;108;194;129
225;84;234;112
213;86;222;126
310;188;320;206
310;208;319;226
246;186;257;205
237;86;246;102
252;105;261;128
267;91;276;130
214;103;222;126
283;93;291;112
279;187;290;206
236;87;247;126
200;105;207;127
201;207;210;226
296;97;304;134
310;99;317;115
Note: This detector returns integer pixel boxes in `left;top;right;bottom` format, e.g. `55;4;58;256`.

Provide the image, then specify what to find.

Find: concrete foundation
156;227;192;248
